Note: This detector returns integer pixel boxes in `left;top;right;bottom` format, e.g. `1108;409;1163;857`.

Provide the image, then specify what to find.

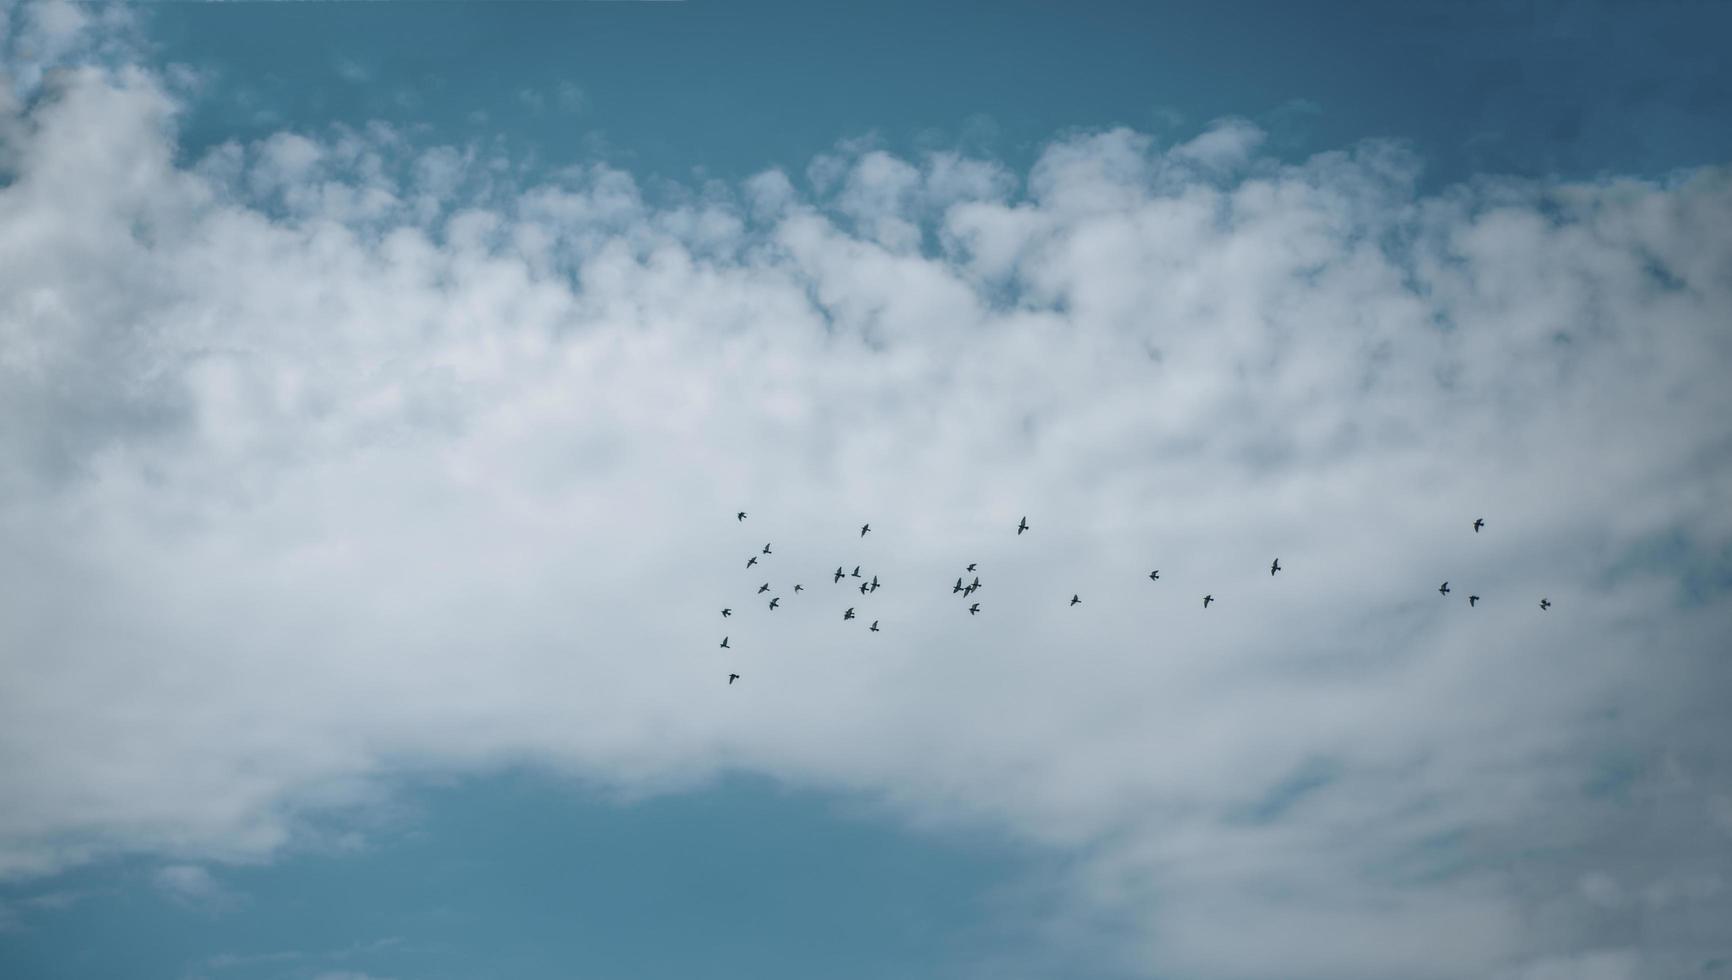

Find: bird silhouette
953;577;964;594
758;583;770;594
966;563;977;572
870;575;879;590
769;597;781;610
859;582;869;594
794;584;804;593
869;620;879;632
1469;595;1480;607
1540;598;1551;610
746;555;758;568
722;608;731;618
728;673;740;684
1439;581;1450;596
1070;594;1081;606
1149;570;1160;581
1270;558;1281;576
1203;594;1214;608
844;607;855;620
860;523;871;537
834;566;845;583
970;576;980;591
737;512;746;522
963;583;977;597
968;602;980;615
852;566;862;578
720;636;729;648
1017;516;1029;535
1473;518;1485;533
763;543;772;555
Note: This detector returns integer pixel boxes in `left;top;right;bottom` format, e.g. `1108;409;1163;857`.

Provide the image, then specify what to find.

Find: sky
1;1;1730;979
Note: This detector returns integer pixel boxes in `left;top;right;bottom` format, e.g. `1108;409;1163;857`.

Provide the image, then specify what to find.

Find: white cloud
152;864;238;912
1;18;1730;980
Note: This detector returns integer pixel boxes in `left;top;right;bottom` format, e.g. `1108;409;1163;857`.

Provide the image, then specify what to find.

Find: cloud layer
2;7;1730;978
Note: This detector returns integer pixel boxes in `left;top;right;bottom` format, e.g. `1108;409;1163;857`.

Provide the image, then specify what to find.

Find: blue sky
1;2;1730;979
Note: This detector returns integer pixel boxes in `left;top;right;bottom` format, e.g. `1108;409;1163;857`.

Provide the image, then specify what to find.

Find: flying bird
870;575;879;589
1270;558;1281;576
758;583;770;594
1070;594;1081;606
970;576;980;590
844;607;855;620
1473;518;1485;533
869;620;879;632
834;567;846;583
721;608;731;618
953;577;964;594
737;512;746;522
968;603;980;615
1017;516;1029;535
1149;570;1160;581
1439;581;1451;596
769;597;780;610
728;673;740;684
1540;598;1551;610
859;581;869;594
1469;595;1480;607
746;556;758;568
966;563;977;572
852;566;862;578
763;543;772;555
794;584;804;593
720;636;729;648
860;523;871;537
1203;594;1214;608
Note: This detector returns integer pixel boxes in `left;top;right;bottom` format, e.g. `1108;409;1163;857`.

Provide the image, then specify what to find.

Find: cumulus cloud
1;8;1730;979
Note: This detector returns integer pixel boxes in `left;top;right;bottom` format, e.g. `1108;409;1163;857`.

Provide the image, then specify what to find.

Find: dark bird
870;575;879;590
728;673;740;684
758;583;770;594
953;577;964;594
737;512;746;522
966;563;977;572
1017;516;1029;535
970;576;980;590
869;620;879;632
1439;581;1451;596
1203;594;1214;608
1540;598;1551;610
720;636;730;648
1270;558;1281;576
721;608;731;618
1473;518;1485;533
968;603;981;615
763;543;772;555
746;556;758;568
769;597;780;610
1149;570;1160;581
963;583;977;597
844;607;855;620
852;565;862;578
860;523;871;537
794;584;804;593
834;566;846;583
859;581;869;594
1469;595;1480;607
1070;594;1081;606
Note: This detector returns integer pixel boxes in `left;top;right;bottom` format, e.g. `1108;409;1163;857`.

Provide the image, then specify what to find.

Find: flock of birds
718;512;1548;685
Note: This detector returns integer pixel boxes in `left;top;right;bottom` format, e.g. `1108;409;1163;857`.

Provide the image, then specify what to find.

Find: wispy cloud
1;5;1729;978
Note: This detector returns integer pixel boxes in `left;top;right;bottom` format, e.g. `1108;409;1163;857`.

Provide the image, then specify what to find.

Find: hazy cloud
1;8;1729;978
